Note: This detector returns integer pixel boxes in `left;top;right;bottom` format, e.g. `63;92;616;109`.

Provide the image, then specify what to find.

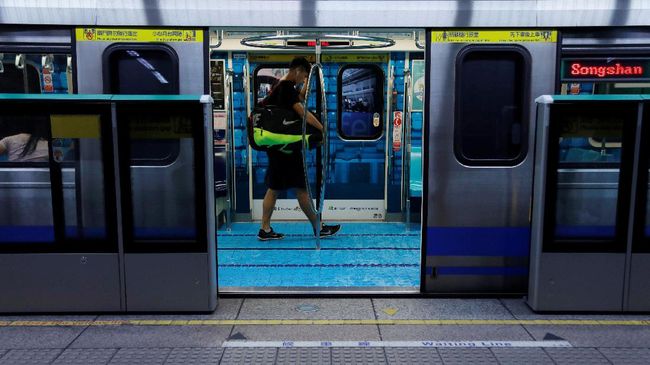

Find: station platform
0;297;649;364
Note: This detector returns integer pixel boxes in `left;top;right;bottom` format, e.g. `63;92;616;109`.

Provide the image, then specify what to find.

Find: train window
544;102;636;252
254;65;289;106
0;56;41;93
0;53;72;94
455;46;530;166
338;65;384;140
103;45;178;95
103;44;180;165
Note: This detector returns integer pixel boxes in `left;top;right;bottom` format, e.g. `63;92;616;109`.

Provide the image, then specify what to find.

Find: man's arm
298;81;308;102
292;102;323;132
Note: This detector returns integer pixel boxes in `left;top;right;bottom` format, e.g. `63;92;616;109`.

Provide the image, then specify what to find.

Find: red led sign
570;62;644;77
307;41;329;46
561;59;650;81
286;40;349;47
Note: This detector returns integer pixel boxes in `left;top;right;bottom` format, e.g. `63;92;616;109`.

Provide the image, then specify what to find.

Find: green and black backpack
247;105;322;154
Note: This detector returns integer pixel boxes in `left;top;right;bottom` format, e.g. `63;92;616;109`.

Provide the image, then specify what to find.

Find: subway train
0;0;649;295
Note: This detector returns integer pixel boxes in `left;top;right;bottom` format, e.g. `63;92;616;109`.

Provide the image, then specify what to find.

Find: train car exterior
1;0;650;296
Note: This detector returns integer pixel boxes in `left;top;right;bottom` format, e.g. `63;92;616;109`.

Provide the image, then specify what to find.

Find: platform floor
1;297;650;364
217;222;421;291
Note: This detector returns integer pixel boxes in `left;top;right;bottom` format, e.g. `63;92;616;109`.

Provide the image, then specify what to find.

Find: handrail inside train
240;33;395;49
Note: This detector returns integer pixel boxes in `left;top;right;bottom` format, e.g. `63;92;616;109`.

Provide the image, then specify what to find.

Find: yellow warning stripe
1;319;650;327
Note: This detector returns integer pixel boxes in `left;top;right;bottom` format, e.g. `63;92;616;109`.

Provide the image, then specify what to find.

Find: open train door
422;30;557;294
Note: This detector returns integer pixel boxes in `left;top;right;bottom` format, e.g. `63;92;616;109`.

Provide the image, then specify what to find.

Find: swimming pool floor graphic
217;222;421;290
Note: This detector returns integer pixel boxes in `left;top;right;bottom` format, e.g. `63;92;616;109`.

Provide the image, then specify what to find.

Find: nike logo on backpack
282;119;299;125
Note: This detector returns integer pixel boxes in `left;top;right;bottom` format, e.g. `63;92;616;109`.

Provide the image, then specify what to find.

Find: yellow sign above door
76;28;203;43
431;30;557;43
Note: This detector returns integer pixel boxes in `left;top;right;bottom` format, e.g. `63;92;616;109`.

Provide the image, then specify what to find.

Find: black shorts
265;150;306;190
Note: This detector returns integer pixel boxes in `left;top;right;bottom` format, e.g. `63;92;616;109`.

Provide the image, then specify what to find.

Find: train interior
209;30;426;292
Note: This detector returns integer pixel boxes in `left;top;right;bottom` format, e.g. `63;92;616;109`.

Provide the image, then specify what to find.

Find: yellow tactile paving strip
1;319;649;327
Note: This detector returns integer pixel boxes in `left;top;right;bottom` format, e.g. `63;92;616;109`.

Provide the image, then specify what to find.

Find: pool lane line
218;263;420;268
218;247;420;251
2;319;650;327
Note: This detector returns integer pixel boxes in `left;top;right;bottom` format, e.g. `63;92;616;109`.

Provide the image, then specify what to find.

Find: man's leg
295;188;319;233
261;188;279;231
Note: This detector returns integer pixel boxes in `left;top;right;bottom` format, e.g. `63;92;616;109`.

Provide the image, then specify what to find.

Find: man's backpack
247;105;322;154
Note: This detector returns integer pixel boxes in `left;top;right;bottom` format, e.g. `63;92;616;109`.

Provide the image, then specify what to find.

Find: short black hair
289;57;311;73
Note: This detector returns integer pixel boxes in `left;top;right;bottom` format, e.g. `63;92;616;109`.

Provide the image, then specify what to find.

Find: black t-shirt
262;80;306;189
263;80;300;111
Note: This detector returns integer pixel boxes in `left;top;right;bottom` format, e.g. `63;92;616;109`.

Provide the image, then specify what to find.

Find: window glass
548;104;633;244
50;115;108;240
210;59;226;109
125;113;197;242
0;61;40;93
338;65;384;140
106;48;177;95
255;66;289;106
0;53;72;94
105;46;180;165
455;48;529;164
0;114;53;242
559;135;622;165
646;167;650;239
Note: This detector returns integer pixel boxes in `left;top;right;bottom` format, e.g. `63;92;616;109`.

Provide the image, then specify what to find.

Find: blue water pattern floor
217;222;421;288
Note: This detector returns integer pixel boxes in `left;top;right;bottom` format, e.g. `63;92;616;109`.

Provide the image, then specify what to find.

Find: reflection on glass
340;67;382;139
108;49;176;94
256;68;289;105
50;114;108;240
554;111;624;240
0;116;49;163
558;116;623;164
647;168;650;238
0;114;54;242
128;114;196;241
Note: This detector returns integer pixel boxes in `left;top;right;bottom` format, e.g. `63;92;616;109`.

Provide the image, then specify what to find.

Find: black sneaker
257;227;285;241
319;224;341;238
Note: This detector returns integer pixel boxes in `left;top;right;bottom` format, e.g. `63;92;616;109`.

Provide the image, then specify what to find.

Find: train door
423;30;557;294
212;30;425;292
74;28;217;308
246;54;389;221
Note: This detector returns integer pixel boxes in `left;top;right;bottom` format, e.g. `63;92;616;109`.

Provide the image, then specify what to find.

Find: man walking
257;57;341;241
